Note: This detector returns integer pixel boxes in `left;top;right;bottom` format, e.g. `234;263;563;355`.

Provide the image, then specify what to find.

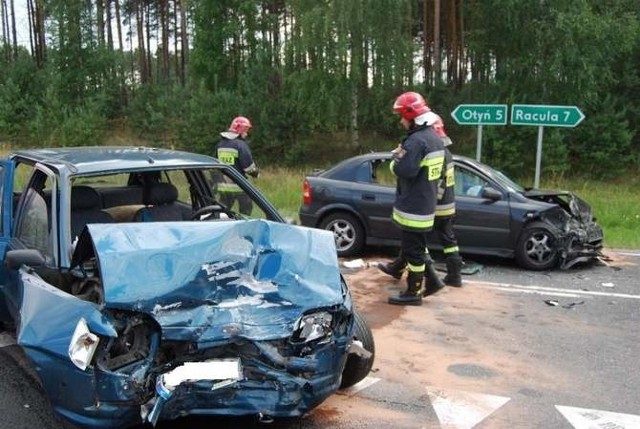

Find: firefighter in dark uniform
430;113;463;287
215;116;259;215
386;92;445;306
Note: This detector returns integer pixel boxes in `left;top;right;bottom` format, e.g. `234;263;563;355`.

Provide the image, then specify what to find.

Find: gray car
299;152;604;270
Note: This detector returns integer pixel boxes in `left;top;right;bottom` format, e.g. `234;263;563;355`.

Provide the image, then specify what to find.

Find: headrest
71;186;102;210
144;182;178;206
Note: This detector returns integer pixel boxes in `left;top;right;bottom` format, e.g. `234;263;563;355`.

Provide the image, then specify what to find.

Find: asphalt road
1;249;638;429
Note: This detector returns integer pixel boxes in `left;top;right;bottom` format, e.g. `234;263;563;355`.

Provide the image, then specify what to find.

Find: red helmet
393;92;430;120
229;116;252;134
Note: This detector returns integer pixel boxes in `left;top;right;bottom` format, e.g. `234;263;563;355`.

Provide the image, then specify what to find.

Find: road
1;249;639;428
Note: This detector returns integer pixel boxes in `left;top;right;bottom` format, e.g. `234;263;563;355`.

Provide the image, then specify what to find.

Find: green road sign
511;104;585;127
451;104;508;125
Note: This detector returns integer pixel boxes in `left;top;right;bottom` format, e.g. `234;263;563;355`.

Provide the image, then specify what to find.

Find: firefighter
214;116;259;215
429;113;463;287
385;92;445;306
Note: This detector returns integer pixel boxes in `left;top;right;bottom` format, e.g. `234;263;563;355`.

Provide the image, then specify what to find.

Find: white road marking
472;280;640;300
338;376;381;396
556;405;640;429
613;251;640;257
426;387;510;429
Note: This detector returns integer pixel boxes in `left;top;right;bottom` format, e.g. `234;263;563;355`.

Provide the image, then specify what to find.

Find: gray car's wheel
340;310;375;389
318;212;365;257
515;222;560;270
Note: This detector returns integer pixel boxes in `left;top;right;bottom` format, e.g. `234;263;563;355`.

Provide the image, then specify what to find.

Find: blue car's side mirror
5;249;46;270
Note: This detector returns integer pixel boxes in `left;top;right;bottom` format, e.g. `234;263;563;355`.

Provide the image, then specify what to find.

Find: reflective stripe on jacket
435;148;456;217
391;125;445;232
215;135;256;179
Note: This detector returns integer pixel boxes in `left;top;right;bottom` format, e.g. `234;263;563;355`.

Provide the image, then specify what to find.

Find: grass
258;167;640;250
253;167;309;220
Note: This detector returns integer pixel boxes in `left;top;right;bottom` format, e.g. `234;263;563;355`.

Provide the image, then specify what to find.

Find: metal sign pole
534;126;544;189
476;125;483;162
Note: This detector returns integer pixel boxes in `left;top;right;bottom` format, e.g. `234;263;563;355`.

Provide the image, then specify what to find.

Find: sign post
451;104;507;161
510;105;585;188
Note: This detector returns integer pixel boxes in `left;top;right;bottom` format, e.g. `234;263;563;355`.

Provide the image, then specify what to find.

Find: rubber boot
423;256;445;297
377;257;406;280
388;271;424;306
443;255;463;287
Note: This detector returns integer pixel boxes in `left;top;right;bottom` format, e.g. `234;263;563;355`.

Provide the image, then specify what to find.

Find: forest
1;0;638;179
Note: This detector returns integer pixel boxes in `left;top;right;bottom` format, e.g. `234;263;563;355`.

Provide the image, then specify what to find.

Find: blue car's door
0;160;15;321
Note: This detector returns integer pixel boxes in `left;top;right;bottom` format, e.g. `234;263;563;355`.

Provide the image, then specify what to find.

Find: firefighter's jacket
215;132;259;193
391;125;445;232
435;147;456;218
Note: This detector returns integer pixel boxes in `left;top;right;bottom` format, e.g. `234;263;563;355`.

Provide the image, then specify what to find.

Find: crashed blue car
0;147;374;428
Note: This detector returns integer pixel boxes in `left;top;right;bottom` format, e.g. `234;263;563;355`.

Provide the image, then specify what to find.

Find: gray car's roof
10;146;218;175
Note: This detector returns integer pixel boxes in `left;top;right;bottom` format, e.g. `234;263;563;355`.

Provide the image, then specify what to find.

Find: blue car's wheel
319;212;365;257
340;310;375;389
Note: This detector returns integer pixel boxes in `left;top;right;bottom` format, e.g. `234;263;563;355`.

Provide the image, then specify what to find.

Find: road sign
511;104;585;127
451;104;508;125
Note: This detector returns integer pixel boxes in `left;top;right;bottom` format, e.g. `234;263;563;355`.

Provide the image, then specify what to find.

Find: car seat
134;183;192;222
70;186;115;239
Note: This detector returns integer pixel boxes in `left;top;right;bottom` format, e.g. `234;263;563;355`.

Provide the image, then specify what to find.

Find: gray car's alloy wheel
319;212;365;257
340;310;375;389
515;222;560;270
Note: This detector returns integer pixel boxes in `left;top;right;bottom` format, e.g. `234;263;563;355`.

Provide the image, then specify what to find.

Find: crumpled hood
523;189;593;223
79;220;345;341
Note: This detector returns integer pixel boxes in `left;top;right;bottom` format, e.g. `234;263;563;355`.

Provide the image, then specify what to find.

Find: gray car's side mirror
481;187;502;201
5;249;46;270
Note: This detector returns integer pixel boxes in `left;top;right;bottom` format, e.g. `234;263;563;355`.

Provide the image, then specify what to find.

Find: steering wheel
191;204;234;221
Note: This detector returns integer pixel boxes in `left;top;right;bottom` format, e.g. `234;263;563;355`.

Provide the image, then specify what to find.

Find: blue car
0;147;374;428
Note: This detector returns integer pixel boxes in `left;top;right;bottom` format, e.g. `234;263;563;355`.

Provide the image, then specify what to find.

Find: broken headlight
292;311;333;343
68;318;100;371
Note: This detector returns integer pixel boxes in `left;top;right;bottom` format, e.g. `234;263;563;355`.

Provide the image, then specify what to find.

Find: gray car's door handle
362;193;376;201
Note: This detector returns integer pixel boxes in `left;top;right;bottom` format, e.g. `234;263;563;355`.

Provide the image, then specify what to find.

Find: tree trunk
1;0;7;62
96;0;105;46
179;0;188;85
159;0;169;81
115;0;123;52
105;0;113;51
145;2;153;83
136;0;148;84
433;0;441;84
9;0;17;59
423;0;431;87
34;0;46;66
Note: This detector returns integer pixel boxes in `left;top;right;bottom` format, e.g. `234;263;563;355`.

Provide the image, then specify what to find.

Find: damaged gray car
299;152;604;270
0;146;374;428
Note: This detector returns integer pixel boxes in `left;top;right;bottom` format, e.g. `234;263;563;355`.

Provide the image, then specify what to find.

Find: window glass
373;159;396;187
15;173;54;259
165;170;191;204
208;168;268;220
454;167;490;198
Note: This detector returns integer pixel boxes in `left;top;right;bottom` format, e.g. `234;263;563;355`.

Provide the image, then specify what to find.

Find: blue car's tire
340;310;375;389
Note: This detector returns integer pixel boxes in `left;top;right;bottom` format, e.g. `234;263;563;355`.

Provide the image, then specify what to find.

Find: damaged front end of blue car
15;220;361;428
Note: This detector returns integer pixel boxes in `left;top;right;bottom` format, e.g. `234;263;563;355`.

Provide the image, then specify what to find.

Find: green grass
259;167;640;250
253;167;309;220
